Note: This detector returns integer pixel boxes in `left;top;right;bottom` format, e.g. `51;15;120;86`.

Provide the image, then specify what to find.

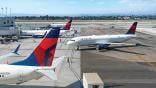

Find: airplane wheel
136;43;141;46
76;46;79;50
96;45;100;51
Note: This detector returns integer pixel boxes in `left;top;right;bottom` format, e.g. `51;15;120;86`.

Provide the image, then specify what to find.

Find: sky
0;0;156;16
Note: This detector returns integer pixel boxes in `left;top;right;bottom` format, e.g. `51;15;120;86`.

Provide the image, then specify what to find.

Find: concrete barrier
83;73;104;88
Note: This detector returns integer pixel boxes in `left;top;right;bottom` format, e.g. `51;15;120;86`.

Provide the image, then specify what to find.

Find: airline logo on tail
51;18;72;30
11;29;60;66
126;22;138;34
63;18;72;30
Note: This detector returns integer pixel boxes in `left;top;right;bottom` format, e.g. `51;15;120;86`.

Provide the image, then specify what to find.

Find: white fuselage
67;34;136;46
50;24;64;28
0;64;46;84
21;30;68;37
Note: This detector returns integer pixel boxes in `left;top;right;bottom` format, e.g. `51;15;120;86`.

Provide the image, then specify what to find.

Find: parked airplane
0;28;64;84
67;22;138;50
21;18;72;38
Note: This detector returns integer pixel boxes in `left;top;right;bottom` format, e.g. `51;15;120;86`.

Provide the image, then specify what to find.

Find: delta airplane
0;28;64;84
67;22;138;50
21;18;72;38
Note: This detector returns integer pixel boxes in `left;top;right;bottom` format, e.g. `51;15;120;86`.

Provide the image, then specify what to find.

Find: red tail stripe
34;38;58;66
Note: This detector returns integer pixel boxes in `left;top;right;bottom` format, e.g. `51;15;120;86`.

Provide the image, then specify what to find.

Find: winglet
126;22;138;34
12;44;21;55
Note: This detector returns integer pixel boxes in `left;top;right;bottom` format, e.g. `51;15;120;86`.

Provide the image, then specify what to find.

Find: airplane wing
0;53;16;61
0;44;21;63
95;41;110;45
12;44;21;55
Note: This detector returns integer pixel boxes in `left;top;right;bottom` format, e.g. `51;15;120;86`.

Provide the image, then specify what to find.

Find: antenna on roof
5;7;7;17
9;8;11;17
1;7;4;17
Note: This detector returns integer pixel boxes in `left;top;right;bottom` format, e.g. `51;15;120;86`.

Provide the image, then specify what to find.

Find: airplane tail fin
11;28;60;66
126;22;138;34
42;31;47;38
63;18;72;30
12;44;21;55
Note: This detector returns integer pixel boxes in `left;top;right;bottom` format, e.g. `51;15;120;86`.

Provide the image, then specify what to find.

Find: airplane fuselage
0;64;45;84
21;30;68;37
67;34;136;46
0;28;63;84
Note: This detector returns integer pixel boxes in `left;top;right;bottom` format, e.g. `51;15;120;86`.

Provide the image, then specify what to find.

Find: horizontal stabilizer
36;69;57;80
51;56;65;69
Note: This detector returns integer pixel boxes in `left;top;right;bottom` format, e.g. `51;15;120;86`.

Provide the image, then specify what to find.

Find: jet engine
96;44;110;50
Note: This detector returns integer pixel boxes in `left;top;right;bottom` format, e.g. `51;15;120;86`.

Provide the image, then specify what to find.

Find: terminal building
0;17;19;43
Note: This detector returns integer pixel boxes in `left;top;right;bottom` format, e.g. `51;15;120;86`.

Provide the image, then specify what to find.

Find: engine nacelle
96;44;110;50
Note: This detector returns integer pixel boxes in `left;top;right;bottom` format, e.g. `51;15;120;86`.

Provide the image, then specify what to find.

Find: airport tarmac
80;22;156;88
0;21;156;88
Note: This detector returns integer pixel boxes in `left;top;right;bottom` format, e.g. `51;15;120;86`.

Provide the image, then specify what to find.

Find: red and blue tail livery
11;28;60;66
52;18;72;30
63;17;72;30
126;22;138;34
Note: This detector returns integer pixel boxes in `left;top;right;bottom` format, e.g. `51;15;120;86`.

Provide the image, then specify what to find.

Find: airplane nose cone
67;41;74;45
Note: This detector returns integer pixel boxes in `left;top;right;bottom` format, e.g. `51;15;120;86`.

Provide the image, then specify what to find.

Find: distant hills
13;15;156;20
1;13;156;20
8;13;156;17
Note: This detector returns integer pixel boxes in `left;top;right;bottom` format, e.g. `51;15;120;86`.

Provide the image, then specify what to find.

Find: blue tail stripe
46;29;60;38
44;44;57;66
11;53;39;66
